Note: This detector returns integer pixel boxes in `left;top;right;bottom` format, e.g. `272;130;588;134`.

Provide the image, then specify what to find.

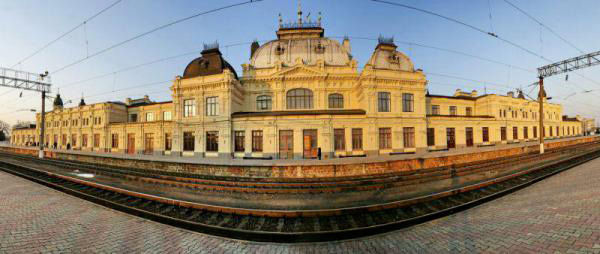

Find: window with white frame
206;97;218;116
183;99;196;117
146;112;154;122
163;111;172;121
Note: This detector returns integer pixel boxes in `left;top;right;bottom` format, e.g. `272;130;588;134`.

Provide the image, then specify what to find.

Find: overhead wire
369;0;600;114
10;0;123;68
50;0;263;75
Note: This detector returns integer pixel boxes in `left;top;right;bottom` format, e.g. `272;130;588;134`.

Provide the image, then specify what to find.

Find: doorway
466;127;473;147
144;133;154;154
279;130;293;159
127;133;135;154
303;129;318;159
446;128;456;149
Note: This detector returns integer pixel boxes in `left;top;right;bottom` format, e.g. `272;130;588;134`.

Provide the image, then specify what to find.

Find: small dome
250;38;351;68
365;38;414;72
53;93;63;109
183;48;238;79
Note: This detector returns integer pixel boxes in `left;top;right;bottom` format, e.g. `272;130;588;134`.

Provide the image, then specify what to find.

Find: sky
1;0;600;126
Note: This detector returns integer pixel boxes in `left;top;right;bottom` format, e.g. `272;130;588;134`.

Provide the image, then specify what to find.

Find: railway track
0;142;599;242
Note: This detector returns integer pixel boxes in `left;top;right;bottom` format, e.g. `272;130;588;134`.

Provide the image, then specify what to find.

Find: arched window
286;88;313;109
256;95;272;110
328;93;344;109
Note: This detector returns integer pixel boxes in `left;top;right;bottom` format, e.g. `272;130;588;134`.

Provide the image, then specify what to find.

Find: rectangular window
93;134;100;148
183;132;194;151
378;92;391;112
379;128;392;149
427;128;435;146
482;127;489;142
234;131;245;152
513;127;518;140
403;127;415;148
501;127;507;141
533;126;538;138
556;126;559;137
165;133;172;151
252;130;263;152
550;127;553;137
466;107;472;116
402;93;414;112
352;128;363;150
334;128;346;151
524;127;529;139
163;111;172;121
183;99;196;117
431;105;440;115
111;134;118;148
206;131;219;152
206;97;218;116
146;112;154;122
71;134;77;146
449;106;457;116
129;114;138;122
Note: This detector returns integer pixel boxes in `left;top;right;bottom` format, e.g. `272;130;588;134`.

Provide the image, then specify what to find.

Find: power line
369;0;600;92
332;36;535;73
501;0;600;90
502;0;585;54
10;0;123;68
57;40;262;90
368;0;549;62
50;0;263;75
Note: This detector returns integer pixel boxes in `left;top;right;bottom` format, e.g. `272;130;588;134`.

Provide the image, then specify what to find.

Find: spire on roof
297;0;303;25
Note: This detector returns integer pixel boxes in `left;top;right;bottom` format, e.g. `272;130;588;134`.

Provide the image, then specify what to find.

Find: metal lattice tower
538;51;600;78
0;66;51;159
0;67;51;93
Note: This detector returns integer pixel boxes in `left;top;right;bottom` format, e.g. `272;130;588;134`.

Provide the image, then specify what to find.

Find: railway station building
11;13;585;160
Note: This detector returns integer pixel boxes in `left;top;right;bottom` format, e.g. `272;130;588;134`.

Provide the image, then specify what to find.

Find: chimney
250;40;260;59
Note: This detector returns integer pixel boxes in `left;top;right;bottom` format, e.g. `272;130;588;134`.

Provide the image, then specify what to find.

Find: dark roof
126;101;172;108
232;109;366;118
427;114;495;119
426;94;478;101
14;124;36;130
183;48;238;79
562;116;580;122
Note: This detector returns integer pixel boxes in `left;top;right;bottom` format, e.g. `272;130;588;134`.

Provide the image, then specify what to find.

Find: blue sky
1;0;599;125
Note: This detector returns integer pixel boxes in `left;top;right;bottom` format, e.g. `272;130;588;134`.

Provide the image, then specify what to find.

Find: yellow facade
11;15;585;160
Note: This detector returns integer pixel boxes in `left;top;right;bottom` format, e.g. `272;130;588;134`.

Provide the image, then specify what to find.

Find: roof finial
278;13;282;28
318;11;321;26
297;0;303;25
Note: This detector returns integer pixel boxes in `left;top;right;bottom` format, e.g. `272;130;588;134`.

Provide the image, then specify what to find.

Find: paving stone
2;156;600;253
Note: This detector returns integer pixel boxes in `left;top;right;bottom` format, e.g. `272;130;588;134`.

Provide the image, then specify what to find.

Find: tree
0;120;9;141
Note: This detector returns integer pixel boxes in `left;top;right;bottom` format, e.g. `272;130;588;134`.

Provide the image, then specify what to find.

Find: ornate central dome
250;38;351;69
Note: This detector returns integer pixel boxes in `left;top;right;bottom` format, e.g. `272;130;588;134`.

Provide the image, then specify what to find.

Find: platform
2;135;593;166
2;156;600;253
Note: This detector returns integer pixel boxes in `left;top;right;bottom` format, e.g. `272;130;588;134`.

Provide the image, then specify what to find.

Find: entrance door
466;127;473;147
446;128;456;149
127;134;135;154
279;130;293;159
303;129;317;158
144;133;154;154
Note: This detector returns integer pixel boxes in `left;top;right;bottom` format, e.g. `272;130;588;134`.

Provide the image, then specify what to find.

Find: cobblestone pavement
2;157;600;253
